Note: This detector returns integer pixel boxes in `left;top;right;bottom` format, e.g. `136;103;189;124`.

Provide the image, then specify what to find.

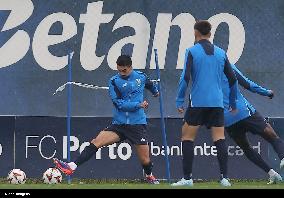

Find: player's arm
144;73;159;97
232;65;273;98
176;49;192;111
108;78;141;112
223;56;238;110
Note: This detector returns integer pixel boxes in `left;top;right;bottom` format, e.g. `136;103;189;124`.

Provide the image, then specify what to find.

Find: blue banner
4;116;270;179
0;117;14;175
0;0;283;117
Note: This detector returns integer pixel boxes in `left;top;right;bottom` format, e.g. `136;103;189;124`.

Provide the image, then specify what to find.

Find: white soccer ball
7;169;27;184
42;168;62;184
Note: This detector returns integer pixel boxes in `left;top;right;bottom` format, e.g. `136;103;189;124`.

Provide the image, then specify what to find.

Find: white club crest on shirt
122;82;127;87
136;79;141;86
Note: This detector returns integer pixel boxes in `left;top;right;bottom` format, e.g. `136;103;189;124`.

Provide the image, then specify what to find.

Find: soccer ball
42;168;62;184
7;169;27;184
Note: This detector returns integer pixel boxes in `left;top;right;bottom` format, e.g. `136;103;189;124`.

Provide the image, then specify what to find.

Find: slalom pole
154;49;171;182
67;51;74;184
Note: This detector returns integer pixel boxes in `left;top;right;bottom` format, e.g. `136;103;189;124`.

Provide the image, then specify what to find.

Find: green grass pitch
0;178;284;189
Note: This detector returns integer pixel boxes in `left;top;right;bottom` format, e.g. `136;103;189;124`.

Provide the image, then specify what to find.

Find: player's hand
140;101;149;109
177;107;184;114
267;90;274;99
153;92;159;97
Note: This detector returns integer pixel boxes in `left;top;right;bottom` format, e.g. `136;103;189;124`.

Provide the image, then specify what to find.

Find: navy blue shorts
104;124;149;145
225;112;268;139
184;107;224;128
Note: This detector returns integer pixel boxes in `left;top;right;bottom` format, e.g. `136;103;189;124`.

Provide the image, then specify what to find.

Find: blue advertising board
0;117;14;176
6;116;271;179
0;0;283;118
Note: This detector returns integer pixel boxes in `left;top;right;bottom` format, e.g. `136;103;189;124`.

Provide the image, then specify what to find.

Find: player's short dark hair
194;20;212;35
116;55;132;67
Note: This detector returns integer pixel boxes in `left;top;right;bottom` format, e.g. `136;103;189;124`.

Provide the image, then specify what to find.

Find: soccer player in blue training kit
223;64;284;184
172;20;238;187
53;55;160;184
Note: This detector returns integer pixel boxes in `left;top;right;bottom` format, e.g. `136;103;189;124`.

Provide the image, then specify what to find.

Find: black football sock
182;140;194;180
74;143;98;166
214;139;228;179
142;162;153;175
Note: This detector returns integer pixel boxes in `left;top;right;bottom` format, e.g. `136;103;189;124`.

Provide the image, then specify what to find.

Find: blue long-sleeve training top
109;70;158;124
176;39;238;109
222;64;272;127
